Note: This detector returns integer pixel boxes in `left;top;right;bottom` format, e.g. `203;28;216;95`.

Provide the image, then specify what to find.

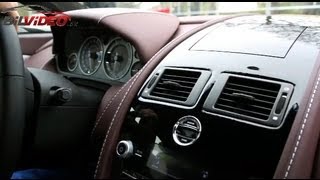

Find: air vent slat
157;82;194;90
176;134;195;140
215;76;281;120
162;74;199;81
152;91;187;101
227;82;279;95
160;78;197;86
219;98;272;112
221;92;275;106
218;98;272;114
153;87;191;95
215;104;270;120
224;87;277;101
150;69;201;102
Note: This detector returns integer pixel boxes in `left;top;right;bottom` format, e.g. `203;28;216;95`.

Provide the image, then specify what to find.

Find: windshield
14;2;320;33
80;2;320;16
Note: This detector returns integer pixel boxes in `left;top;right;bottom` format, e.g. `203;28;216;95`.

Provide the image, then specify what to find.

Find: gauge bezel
78;36;103;76
103;37;134;80
67;53;78;72
131;61;143;76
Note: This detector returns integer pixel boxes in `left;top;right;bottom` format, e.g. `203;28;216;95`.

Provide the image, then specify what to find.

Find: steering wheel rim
0;16;26;177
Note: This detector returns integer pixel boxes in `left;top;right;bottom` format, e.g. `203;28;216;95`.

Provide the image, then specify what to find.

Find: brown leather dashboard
23;8;320;179
91;14;250;179
61;8;180;63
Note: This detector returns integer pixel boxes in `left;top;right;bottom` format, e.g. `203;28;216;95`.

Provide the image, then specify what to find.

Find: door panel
19;33;53;56
18;32;55;71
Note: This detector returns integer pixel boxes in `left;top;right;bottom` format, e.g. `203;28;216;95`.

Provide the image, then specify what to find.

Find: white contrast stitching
93;66;144;178
93;38;171;178
90;78;133;137
91;14;243;141
284;73;320;179
91;12;182;138
93;15;249;179
93;54;156;178
93;37;170;177
90;57;155;138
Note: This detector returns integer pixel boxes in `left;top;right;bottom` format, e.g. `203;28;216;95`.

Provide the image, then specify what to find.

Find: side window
16;3;51;34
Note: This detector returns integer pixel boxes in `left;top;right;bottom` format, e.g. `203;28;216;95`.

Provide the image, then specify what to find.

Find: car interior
1;2;320;179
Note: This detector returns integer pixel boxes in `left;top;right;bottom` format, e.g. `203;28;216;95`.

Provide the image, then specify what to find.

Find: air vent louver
173;116;202;146
215;76;281;120
150;69;201;102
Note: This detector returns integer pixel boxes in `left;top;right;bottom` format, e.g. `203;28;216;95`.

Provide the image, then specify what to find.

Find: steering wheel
0;16;26;177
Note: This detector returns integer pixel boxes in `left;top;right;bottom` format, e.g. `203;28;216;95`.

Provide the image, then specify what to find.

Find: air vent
141;67;211;106
150;69;201;102
173;116;202;146
215;76;281;120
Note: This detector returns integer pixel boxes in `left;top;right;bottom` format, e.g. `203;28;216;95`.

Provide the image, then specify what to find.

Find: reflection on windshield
81;2;320;17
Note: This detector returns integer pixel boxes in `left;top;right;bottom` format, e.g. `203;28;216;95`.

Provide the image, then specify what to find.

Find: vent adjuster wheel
172;115;202;146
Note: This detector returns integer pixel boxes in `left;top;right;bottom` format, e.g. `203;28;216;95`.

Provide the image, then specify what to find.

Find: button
116;140;134;158
50;87;72;105
147;75;158;88
117;143;127;155
272;116;278;121
275;94;287;114
58;89;72;101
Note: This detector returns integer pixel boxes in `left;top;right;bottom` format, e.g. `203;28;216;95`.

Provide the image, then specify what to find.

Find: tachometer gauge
104;37;133;80
67;53;77;71
79;36;103;75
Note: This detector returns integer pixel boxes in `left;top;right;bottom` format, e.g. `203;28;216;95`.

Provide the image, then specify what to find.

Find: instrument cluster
58;28;144;84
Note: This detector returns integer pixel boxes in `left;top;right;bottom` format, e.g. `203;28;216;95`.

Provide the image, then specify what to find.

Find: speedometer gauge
79;36;103;75
103;37;133;80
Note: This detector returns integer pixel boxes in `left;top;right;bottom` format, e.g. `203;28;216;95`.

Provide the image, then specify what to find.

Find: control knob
116;140;133;158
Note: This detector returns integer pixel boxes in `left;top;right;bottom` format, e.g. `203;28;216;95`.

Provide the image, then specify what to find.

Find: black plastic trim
203;73;294;128
141;67;211;107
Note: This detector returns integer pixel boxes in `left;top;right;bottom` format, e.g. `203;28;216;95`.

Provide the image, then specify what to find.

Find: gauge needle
113;52;121;76
89;51;93;71
113;52;119;70
114;61;120;77
112;58;117;71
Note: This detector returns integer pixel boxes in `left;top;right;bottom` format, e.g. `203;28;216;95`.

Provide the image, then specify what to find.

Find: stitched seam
93;48;159;178
93;67;144;178
91;14;244;138
90;78;133;137
98;11;176;24
92;42;169;178
284;72;320;179
90;56;155;138
93;14;251;179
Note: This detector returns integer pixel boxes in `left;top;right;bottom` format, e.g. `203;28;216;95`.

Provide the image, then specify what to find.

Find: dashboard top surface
138;14;320;128
191;17;306;58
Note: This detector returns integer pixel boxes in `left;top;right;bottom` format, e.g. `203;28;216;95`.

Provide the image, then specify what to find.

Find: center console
111;96;297;179
110;15;320;179
113;108;212;179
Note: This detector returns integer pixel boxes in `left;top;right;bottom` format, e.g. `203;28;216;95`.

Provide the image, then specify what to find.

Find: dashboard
111;15;320;179
56;27;144;84
47;10;320;179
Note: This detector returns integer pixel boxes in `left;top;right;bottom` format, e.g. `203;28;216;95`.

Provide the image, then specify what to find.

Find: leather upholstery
274;53;320;179
24;46;54;70
64;8;180;63
91;14;252;179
